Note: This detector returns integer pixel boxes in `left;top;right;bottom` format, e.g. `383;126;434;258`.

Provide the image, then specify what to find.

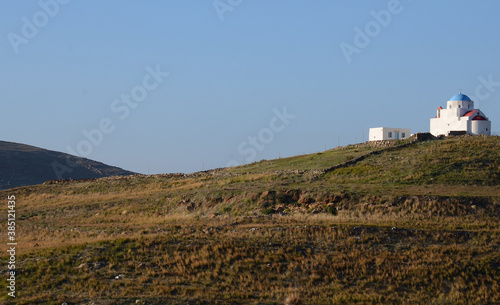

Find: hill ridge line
322;137;426;174
160;133;436;179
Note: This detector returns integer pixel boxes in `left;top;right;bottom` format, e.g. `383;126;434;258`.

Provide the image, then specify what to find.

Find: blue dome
449;93;472;101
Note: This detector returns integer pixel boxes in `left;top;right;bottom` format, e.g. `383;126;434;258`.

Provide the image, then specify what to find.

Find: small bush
261;208;274;215
325;206;338;216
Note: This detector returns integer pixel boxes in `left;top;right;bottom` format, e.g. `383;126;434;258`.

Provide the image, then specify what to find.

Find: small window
402;132;406;138
388;132;392;138
486;128;488;131
459;105;461;108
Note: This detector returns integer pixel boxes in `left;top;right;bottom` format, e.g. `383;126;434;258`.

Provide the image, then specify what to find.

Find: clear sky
1;0;499;175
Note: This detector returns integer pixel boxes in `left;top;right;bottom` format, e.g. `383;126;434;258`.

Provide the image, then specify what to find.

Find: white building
430;93;491;137
369;127;411;141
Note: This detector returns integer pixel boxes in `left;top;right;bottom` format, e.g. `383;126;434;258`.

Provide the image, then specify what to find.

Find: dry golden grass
2;215;498;304
0;136;498;304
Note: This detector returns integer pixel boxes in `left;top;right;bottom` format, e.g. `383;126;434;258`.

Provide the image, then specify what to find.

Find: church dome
449;93;472;102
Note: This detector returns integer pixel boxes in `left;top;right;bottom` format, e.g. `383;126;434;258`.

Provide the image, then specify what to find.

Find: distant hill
0;140;136;190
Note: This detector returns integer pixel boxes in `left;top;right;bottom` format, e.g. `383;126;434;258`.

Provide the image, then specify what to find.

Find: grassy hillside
0;135;499;304
224;142;385;174
0;141;136;190
326;136;500;187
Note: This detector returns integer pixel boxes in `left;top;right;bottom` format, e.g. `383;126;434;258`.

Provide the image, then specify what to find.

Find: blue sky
1;0;499;175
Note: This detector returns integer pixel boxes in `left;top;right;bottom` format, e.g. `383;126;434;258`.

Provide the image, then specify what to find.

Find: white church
430;93;491;137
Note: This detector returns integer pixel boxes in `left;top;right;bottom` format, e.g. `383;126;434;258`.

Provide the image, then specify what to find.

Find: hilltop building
430;93;491;137
369;127;411;141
